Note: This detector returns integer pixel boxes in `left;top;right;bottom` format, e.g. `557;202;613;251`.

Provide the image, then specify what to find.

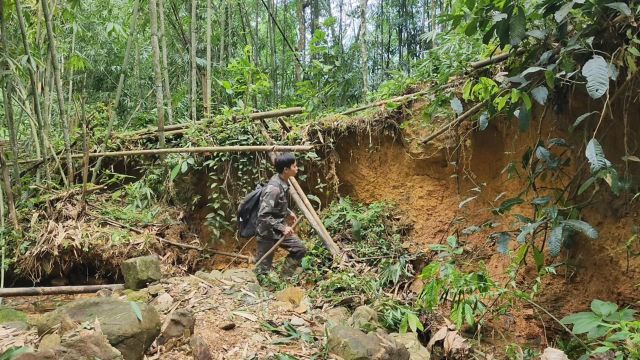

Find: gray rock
349;305;380;330
152;293;174;312
190;335;213;360
391;333;430;360
328;325;410;360
222;269;257;284
158;309;195;345
120;256;162;290
324;306;350;329
35;297;160;360
195;270;221;286
16;331;123;360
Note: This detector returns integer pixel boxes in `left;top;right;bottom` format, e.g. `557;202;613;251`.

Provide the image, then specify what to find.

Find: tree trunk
190;0;197;122
219;3;225;66
149;0;165;149
91;0;140;183
158;0;174;124
205;0;212;117
358;0;369;94
268;0;277;105
295;0;305;82
41;0;74;185
0;0;20;180
15;0;47;183
67;24;76;107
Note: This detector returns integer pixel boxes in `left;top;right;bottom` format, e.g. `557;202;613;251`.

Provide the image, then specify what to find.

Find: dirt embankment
324;96;640;343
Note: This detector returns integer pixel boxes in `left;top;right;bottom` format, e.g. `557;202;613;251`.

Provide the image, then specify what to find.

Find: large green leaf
605;2;632;16
582;55;610;99
554;1;575;22
517;104;531;132
570;111;598;132
509;6;526;46
560;311;601;335
451;97;463;115
531;86;548;105
586;138;612;173
479;112;489;131
590;299;618;317
562;219;598;239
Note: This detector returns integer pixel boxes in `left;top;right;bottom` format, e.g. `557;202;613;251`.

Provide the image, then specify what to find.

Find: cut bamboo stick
0;284;124;297
289;177;341;257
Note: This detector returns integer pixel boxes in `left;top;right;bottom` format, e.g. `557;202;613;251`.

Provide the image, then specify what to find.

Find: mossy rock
0;306;28;324
120;255;162;290
124;289;151;303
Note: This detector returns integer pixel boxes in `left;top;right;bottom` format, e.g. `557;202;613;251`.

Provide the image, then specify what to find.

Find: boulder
15;331;123;360
0;306;28;324
158;309;195;344
35;297;160;360
349;305;380;330
327;325;409;360
120;255;162;290
390;333;430;360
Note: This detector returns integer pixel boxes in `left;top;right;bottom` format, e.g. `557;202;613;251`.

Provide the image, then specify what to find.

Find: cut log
0;284;124;297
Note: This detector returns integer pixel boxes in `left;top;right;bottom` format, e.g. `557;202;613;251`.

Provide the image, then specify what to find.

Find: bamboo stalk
81;99;89;208
340;90;430;116
0;284;125;297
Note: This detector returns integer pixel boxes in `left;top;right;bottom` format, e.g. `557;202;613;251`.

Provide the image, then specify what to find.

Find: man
255;152;307;275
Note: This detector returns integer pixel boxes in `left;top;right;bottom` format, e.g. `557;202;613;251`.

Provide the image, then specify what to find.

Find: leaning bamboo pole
0;284;124;297
289;177;341;257
420;102;485;145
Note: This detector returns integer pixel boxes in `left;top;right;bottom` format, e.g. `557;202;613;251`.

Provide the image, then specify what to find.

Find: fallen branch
39;184;106;204
87;210;250;260
0;284;124;297
421;102;485;145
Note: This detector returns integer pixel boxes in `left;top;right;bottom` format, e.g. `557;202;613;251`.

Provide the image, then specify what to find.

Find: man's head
275;152;298;178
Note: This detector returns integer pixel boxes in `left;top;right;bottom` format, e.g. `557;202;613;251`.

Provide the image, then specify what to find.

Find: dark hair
275;152;296;174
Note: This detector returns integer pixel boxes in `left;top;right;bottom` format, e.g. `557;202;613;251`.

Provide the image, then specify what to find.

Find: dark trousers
255;234;307;274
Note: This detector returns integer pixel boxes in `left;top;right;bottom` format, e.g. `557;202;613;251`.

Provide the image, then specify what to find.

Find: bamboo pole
124;107;304;138
253;216;303;268
289;177;341;257
340;90;430;116
420;102;485;145
0;284;125;297
75;145;313;159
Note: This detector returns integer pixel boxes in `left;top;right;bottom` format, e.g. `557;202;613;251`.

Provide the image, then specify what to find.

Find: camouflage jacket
257;174;292;239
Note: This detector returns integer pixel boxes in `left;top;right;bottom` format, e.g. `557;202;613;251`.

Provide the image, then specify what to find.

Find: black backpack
237;184;265;238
